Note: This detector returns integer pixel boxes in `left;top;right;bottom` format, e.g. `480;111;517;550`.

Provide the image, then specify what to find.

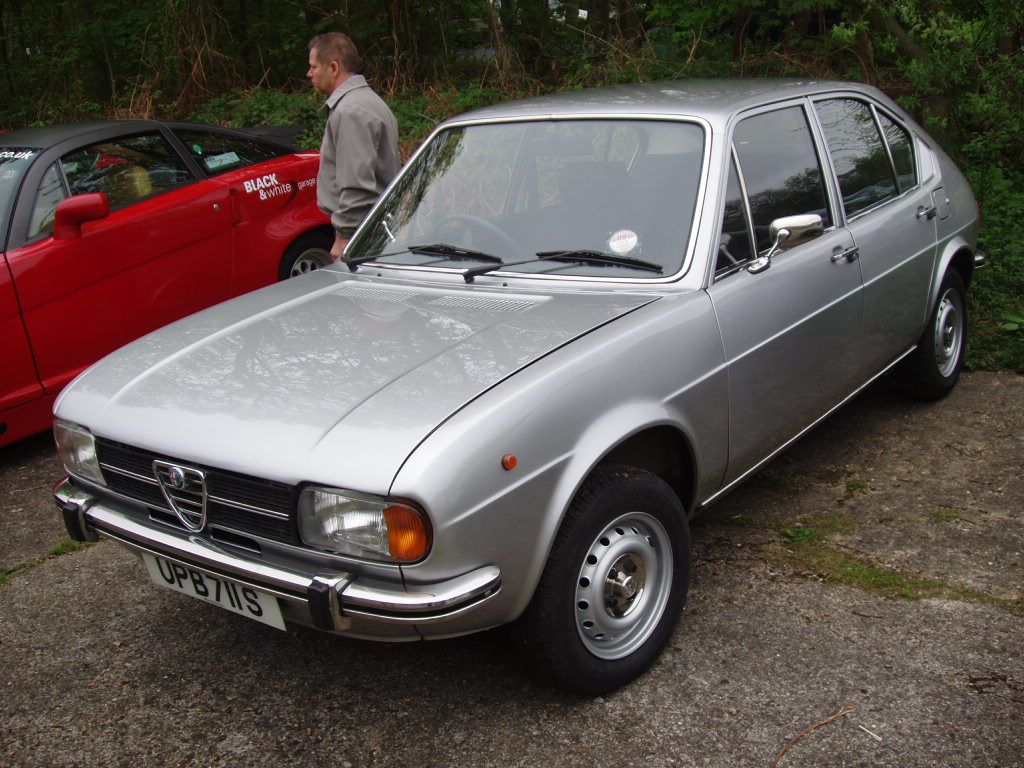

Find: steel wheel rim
574;512;673;660
289;247;330;277
934;288;963;378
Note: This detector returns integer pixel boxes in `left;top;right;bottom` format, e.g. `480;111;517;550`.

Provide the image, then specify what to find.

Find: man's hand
330;235;350;261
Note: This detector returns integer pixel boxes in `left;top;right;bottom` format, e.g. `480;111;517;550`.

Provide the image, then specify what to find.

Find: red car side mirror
54;193;110;239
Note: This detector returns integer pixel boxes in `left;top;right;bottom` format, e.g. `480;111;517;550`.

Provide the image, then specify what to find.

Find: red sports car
0;120;332;447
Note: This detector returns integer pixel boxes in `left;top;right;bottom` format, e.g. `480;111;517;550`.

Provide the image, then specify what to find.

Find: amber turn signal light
384;503;432;562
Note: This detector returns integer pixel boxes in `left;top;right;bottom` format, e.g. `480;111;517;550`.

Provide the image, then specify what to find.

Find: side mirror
747;213;824;275
54;192;110;240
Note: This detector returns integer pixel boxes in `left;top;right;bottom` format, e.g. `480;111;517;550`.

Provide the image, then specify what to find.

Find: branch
770;703;858;768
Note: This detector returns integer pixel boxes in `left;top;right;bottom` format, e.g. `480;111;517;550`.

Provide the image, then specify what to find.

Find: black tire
520;464;690;696
898;270;967;400
278;230;333;280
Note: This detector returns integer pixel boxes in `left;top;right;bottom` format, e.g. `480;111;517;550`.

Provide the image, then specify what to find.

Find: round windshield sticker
608;229;638;254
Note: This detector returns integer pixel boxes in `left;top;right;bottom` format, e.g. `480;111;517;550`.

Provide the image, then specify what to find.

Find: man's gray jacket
317;75;400;238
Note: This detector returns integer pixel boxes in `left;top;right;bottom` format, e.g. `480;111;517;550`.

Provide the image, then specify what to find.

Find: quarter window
60;133;192;209
28;163;66;239
877;112;916;192
733;107;832;254
814;99;898;216
174;129;290;176
716;157;754;274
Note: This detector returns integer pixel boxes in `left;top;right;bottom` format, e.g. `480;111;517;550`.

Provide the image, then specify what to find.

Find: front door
707;104;864;484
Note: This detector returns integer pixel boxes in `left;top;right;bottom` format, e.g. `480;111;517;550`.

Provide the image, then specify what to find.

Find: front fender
390;291;727;634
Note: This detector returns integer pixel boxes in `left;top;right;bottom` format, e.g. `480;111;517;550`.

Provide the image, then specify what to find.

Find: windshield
0;148;41;249
349;119;705;279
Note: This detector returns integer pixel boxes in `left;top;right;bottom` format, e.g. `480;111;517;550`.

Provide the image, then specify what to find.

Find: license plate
142;553;286;631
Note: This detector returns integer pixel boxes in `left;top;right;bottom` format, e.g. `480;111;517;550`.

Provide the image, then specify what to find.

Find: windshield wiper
463;249;663;283
407;243;503;262
535;249;663;273
347;242;502;271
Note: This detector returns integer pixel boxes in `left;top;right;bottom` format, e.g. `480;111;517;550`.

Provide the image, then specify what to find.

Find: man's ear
329;60;341;78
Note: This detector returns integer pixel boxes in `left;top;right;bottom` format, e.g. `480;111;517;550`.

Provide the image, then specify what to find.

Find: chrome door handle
916;205;937;220
831;246;859;263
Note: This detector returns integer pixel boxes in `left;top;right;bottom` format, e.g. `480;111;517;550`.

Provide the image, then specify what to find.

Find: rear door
707;102;865;483
811;97;937;369
5;128;233;394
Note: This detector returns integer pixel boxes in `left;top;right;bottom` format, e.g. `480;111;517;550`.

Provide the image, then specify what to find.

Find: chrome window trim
348;113;714;286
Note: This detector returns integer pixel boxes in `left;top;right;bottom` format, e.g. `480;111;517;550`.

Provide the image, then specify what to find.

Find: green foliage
782;524;822;544
0;0;1020;369
190;88;326;149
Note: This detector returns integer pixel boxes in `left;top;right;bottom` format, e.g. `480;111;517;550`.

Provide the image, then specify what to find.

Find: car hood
57;270;658;492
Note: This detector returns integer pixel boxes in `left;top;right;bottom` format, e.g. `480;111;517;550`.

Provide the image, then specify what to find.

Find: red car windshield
0;147;41;249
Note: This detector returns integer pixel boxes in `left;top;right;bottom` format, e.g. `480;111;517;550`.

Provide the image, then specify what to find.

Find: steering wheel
434;213;519;253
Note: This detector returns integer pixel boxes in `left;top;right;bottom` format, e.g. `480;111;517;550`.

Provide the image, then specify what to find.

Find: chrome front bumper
55;477;501;637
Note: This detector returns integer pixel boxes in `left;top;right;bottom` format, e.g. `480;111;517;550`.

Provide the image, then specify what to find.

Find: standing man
307;32;400;261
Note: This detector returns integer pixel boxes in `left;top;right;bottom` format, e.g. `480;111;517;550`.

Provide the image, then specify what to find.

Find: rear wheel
521;465;690;695
279;231;333;280
898;269;967;400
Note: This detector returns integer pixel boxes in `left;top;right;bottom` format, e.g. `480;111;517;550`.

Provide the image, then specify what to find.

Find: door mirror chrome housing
747;214;824;275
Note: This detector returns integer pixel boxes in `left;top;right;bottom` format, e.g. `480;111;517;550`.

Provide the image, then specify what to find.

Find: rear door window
733;106;833;254
814;98;898;216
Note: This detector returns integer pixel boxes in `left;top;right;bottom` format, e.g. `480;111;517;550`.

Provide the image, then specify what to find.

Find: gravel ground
1;371;1021;767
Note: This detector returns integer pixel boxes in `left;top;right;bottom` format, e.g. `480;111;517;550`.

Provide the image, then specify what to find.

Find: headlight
53;419;105;486
297;488;431;563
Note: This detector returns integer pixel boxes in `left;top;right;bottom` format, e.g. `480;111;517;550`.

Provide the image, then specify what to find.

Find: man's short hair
309;32;362;74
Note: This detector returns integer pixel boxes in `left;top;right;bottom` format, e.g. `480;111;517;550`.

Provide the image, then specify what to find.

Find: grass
928;507;960;524
0;538;93;587
707;513;1023;617
843;476;870;499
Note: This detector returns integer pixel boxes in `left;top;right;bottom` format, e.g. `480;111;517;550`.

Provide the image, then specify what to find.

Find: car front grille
95;438;299;545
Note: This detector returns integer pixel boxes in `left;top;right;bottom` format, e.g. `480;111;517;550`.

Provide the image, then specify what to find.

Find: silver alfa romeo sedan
53;80;982;694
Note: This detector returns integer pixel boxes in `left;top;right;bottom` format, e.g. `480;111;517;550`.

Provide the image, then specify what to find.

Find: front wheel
520;465;690;695
898;269;967;400
279;231;333;280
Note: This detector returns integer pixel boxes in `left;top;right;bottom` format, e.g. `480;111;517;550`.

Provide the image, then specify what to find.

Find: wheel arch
931;237;976;310
598;424;698;516
278;224;334;280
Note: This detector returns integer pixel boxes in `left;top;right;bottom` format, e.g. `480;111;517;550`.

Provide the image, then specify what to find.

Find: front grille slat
95;438;298;545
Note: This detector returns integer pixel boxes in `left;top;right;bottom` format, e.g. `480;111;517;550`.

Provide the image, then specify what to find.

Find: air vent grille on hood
332;285;416;303
428;295;536;312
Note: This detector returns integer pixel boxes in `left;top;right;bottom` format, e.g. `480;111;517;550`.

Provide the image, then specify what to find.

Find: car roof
0;120;170;149
452;78;895;126
0;120;273;150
